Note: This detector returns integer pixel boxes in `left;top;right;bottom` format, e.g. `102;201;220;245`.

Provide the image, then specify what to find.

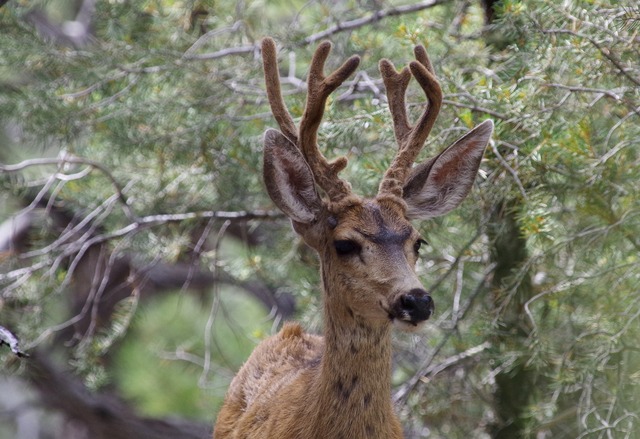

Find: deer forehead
328;199;416;244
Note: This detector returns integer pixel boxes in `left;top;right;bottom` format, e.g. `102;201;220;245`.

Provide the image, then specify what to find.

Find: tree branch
183;0;450;61
541;28;640;88
24;352;213;439
422;341;491;378
303;0;450;44
0;153;135;221
0;325;29;357
182;44;257;61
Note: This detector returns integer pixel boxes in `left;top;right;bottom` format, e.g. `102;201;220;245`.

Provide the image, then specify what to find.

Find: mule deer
213;37;493;438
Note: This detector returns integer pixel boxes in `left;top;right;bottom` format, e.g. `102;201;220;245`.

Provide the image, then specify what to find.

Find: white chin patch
392;319;426;332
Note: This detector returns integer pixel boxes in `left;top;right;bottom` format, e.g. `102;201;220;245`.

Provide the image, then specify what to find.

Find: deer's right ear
263;129;322;224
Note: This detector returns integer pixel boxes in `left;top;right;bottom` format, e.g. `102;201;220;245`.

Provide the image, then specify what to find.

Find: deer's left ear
403;120;493;220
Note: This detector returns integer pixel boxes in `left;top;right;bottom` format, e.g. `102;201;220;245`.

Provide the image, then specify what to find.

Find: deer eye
334;239;362;256
413;239;427;255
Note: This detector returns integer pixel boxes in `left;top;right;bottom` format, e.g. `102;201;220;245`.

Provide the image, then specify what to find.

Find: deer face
321;198;434;330
260;38;493;332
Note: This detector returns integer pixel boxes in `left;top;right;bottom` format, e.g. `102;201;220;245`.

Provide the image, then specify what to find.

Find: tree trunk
486;200;537;438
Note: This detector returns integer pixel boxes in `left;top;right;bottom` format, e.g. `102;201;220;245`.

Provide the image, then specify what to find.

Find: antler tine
405;45;442;153
262;37;298;144
299;41;360;201
413;44;436;75
378;45;443;198
378;60;412;145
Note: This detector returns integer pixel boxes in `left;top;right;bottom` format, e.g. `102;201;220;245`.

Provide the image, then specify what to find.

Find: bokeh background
1;0;639;438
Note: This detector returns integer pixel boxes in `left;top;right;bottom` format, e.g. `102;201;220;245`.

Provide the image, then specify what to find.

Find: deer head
261;37;493;331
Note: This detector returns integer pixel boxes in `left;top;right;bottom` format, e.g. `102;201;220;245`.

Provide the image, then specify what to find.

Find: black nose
398;289;434;323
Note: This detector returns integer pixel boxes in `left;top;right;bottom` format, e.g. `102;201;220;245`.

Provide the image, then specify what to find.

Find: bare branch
181;0;450;62
134;209;283;225
394;262;496;405
421;342;491;378
543;83;626;101
541;28;640;88
441;98;508;120
303;0;449;45
491;141;528;200
0;152;135;221
183;21;244;57
0;208;282;284
182;44;258;61
0;325;29;357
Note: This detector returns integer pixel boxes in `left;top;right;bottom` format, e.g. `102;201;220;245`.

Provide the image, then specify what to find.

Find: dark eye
413;239;427;255
334;239;361;256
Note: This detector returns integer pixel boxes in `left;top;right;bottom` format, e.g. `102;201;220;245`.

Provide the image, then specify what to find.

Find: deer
213;37;494;439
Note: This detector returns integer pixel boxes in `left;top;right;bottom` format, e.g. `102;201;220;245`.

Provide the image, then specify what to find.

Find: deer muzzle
390;288;434;325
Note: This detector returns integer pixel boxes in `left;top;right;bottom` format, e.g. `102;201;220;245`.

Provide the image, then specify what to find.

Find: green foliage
114;287;272;418
1;0;640;437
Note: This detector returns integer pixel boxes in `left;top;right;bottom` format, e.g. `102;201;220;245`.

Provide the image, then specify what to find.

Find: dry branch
0;325;28;357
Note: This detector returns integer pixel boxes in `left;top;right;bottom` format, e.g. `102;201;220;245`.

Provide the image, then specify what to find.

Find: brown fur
215;199;415;439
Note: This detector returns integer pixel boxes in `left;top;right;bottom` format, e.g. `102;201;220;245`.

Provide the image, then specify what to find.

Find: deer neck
307;263;397;437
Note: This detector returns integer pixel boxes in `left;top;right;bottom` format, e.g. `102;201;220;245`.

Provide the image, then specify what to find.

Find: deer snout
391;289;434;325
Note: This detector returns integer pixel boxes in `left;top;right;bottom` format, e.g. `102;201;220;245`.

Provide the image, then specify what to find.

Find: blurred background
1;0;639;438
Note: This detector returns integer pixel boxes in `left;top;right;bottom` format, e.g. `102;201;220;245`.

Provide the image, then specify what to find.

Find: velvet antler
261;37;360;201
377;45;443;198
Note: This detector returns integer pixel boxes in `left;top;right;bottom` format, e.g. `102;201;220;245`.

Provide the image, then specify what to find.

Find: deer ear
403;120;493;220
263;129;322;224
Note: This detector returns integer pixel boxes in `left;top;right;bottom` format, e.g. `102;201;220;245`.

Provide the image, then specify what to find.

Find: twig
491;141;528;200
200;220;231;386
0;208;283;284
541;28;640;88
182;44;258;61
185;0;451;59
183;20;244;57
543;83;625;101
421;341;491;378
0;325;29;357
394;262;496;405
0;152;135;221
134;209;283;225
441;98;508;120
